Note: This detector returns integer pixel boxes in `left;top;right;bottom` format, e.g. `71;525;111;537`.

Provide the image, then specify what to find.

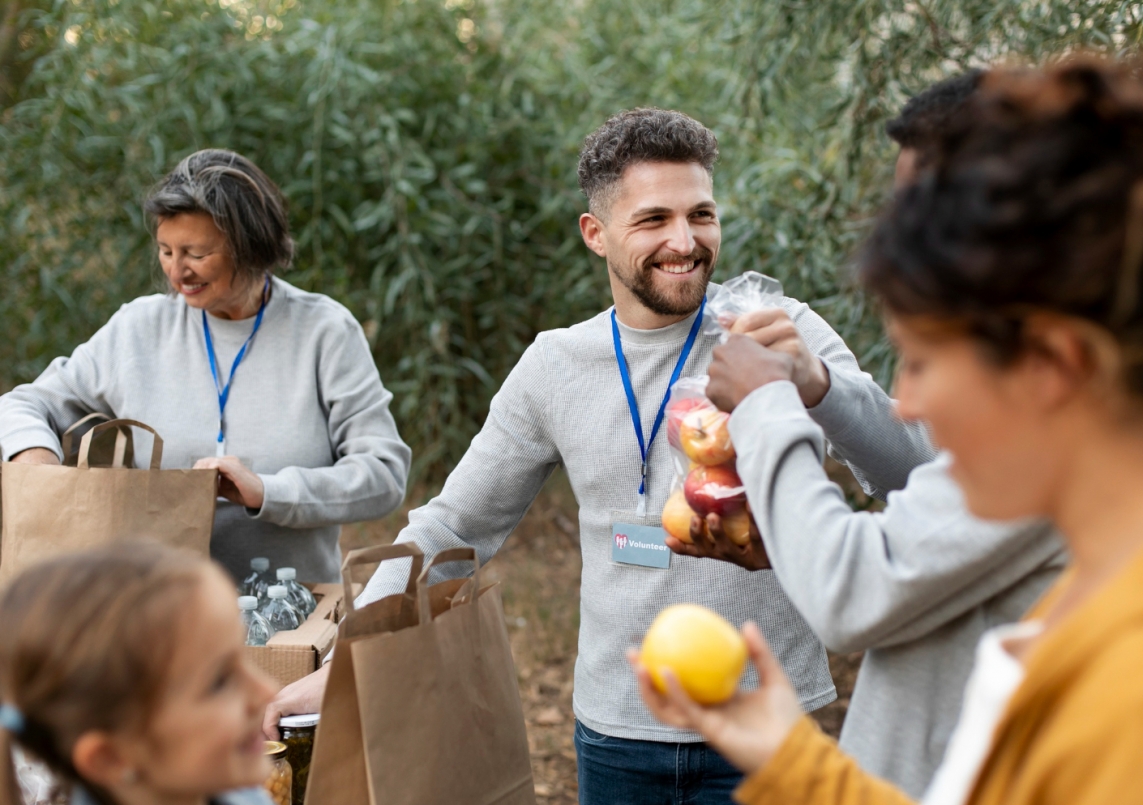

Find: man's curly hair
577;108;718;219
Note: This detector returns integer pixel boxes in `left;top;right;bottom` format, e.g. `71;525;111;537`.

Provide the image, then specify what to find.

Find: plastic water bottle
262;585;302;633
241;557;272;604
239;596;275;646
276;567;317;619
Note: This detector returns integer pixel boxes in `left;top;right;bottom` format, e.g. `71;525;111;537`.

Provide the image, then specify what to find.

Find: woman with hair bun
0;149;410;583
633;57;1143;804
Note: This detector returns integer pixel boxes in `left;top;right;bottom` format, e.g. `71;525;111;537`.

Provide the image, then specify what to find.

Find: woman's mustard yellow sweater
734;548;1143;805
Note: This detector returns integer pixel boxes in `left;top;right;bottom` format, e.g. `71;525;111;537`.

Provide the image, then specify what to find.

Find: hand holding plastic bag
660;272;785;561
703;271;784;340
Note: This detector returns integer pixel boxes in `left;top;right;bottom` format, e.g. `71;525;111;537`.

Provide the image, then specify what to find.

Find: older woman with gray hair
0;149;411;582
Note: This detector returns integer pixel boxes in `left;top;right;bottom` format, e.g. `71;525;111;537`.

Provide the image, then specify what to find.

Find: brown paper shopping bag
306;545;536;805
305;544;425;805
0;418;218;584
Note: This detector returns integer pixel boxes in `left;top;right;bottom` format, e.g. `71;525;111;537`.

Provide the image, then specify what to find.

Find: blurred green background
1;0;1139;482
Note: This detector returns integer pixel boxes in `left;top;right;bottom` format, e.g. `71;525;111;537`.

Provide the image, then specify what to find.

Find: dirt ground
341;468;864;804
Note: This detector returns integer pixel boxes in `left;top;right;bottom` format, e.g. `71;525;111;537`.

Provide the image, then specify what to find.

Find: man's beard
610;246;716;317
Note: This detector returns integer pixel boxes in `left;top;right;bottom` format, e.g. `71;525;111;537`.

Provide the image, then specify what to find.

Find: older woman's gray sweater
357;292;936;742
730;379;1065;797
0;277;410;582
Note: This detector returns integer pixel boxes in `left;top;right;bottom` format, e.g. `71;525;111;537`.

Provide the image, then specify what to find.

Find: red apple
679;409;736;466
684;464;747;517
662;489;700;544
665;397;710;450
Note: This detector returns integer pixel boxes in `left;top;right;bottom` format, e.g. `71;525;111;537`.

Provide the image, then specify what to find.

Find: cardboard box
246;583;344;688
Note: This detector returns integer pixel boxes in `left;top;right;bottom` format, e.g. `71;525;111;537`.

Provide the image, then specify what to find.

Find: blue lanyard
203;277;270;455
611;296;706;515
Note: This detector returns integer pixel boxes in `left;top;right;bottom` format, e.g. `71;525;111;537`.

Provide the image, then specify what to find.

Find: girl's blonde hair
0;543;220;805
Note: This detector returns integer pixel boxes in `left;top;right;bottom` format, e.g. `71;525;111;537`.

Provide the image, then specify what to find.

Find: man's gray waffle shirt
358;289;935;741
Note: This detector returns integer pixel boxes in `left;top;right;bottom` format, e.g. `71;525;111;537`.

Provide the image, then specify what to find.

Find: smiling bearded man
585;164;717;317
265;108;935;803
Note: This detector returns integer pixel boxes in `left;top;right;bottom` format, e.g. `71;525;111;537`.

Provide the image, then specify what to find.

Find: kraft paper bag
0;418;217;584
306;545;536;805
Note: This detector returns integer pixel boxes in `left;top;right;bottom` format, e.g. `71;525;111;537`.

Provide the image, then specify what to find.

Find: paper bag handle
78;419;163;470
61;412;115;459
416;547;480;626
339;543;424;615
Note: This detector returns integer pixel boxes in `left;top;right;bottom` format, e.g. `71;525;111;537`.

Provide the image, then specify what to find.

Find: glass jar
279;713;320;805
263;741;292;805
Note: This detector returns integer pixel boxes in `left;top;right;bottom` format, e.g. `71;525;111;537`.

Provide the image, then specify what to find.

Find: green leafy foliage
1;0;1139;481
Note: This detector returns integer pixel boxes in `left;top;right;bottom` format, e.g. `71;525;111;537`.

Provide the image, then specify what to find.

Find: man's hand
193;456;265;510
628;622;803;774
665;512;771;571
727;309;830;407
707;335;797;413
262;663;331;739
10;447;61;465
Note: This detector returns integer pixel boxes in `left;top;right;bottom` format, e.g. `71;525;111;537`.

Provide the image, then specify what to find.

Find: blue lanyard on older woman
203;276;270;457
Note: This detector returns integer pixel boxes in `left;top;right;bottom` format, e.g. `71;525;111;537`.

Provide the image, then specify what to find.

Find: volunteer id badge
611;512;671;569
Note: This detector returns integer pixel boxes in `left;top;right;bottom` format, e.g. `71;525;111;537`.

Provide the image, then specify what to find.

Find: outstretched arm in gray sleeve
0;315;123;461
783;300;936;495
356;341;561;608
729;379;1063;653
808;362;937;496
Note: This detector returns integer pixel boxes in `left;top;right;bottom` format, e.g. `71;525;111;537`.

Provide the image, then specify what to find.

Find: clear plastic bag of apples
662;377;755;545
661;272;785;547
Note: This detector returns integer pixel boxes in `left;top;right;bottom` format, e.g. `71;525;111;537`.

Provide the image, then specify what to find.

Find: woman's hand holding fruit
193;455;266;509
629;620;804;775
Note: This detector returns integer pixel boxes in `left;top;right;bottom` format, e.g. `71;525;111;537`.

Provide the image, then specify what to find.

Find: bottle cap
267;585;287;599
238;596;259;610
251;557;270;572
276;567;297;581
279;713;321;728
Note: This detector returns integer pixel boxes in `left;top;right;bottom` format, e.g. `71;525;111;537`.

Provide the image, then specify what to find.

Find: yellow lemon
640;604;747;705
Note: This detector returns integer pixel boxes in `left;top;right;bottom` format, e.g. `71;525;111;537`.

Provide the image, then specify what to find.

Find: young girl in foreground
0;544;277;805
635;57;1143;804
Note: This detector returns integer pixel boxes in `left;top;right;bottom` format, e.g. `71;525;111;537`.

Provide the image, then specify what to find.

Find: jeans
574;720;743;804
